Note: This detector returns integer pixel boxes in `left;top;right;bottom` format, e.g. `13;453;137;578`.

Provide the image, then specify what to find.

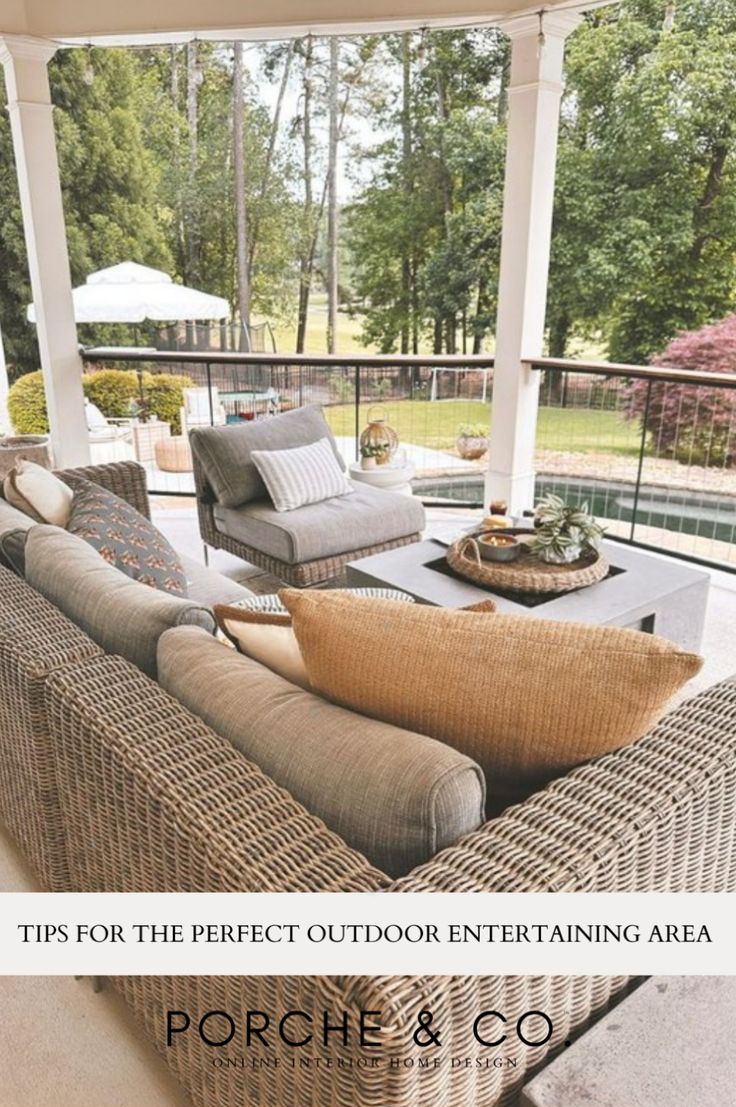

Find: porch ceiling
5;0;612;45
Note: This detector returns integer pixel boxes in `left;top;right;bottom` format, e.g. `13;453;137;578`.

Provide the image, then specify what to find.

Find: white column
485;13;581;514
0;36;89;467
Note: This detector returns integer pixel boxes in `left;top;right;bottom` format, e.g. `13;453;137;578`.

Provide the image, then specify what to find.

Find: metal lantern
359;406;399;465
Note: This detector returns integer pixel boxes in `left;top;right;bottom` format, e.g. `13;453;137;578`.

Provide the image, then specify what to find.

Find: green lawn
324;399;640;457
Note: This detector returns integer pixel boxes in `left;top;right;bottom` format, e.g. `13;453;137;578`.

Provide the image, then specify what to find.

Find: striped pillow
251;437;353;512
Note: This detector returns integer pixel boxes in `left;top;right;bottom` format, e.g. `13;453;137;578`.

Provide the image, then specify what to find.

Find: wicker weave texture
57;459;152;519
446;535;609;594
109;972;636;1107
192;447;420;585
45;640;736;1107
47;653;388;895
0;566;101;890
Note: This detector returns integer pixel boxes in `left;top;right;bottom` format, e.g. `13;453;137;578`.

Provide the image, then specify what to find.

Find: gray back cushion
190;405;344;508
25;526;216;678
0;497;34;573
157;625;486;878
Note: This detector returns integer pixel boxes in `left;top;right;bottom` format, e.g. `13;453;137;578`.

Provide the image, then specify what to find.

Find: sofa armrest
393;676;736;893
57;460;151;519
46;653;388;893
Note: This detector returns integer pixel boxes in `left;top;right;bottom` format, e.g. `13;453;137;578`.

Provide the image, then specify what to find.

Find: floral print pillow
66;478;187;596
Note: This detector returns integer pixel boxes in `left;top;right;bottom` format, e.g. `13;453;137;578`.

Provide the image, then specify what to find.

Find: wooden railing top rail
528;355;736;390
81;346;496;369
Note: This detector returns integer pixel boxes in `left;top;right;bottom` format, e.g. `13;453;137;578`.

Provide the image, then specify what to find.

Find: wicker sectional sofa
0;461;735;1107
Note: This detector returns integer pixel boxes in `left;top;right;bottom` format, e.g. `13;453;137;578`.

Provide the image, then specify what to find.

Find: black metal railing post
629;377;653;542
206;363;215;426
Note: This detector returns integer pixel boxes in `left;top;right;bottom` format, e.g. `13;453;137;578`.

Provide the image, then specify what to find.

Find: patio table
346;537;709;652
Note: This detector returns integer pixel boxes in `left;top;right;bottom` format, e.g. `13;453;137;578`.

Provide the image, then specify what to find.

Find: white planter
537;543;583;565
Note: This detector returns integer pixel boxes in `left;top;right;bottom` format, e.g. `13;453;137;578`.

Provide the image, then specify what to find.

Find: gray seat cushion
157;625;485;878
25;526;216;678
179;553;255;607
213;481;425;565
190;405;344;509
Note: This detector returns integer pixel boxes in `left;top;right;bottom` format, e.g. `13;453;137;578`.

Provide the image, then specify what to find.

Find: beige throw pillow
215;603;311;690
3;460;73;527
282;590;703;813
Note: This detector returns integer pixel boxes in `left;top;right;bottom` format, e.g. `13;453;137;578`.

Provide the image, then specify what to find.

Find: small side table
349;460;415;497
154;435;193;473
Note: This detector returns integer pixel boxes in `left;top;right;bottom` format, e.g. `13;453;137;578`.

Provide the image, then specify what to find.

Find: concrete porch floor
0;499;734;1107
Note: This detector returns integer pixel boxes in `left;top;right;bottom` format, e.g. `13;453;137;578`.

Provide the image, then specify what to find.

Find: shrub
624;314;736;468
83;368;139;417
142;372;193;435
8;368;195;437
457;422;489;438
7;371;48;434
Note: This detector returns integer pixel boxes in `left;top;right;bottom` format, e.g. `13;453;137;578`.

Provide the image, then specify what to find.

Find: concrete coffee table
346;538;709;652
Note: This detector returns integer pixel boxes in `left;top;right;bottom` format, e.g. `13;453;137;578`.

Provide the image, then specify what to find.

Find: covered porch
0;0;593;515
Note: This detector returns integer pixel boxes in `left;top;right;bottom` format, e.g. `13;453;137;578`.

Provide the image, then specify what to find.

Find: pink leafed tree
624;314;736;468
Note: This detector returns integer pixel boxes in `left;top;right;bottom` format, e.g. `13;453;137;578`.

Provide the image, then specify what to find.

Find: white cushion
215;602;311;690
214;588;414;690
85;400;109;430
250;436;353;513
3;460;74;527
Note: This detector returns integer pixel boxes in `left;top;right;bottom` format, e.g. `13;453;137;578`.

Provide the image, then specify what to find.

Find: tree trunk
546;312;570;405
171;45;179;106
689;141;728;266
472;273;489;354
297;38;365;353
434;65;456;353
296;36;314;354
186;42;200;285
233;42;251;343
248;42;294;272
433;317;443;355
400;33;412;355
326;37;340;354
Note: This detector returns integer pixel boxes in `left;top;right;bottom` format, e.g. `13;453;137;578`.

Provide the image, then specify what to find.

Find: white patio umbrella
27;261;229;324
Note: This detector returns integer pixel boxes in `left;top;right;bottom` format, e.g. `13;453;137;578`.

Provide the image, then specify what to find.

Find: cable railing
81;346;736;572
529;356;736;571
81;347;495;505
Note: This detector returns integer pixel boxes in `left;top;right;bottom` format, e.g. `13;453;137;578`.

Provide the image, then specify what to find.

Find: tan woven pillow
282;590;703;812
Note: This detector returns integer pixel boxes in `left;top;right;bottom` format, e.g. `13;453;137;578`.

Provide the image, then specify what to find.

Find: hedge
7;368;194;437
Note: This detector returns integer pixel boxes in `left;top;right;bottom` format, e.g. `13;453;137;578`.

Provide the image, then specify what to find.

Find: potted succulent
360;441;390;469
528;493;605;565
456;422;489;460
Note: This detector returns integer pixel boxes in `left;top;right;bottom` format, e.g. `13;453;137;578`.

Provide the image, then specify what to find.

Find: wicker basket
446;533;609;595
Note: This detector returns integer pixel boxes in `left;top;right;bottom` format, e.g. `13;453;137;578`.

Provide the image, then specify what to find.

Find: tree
347;29;507;354
0;47;173;372
326;37;340;353
624;313;736;467
548;0;736;364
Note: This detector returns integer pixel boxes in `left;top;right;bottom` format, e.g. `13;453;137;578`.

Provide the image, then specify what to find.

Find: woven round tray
446;532;609;595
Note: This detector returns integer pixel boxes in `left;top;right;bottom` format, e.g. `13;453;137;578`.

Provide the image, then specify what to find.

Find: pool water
414;474;736;547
